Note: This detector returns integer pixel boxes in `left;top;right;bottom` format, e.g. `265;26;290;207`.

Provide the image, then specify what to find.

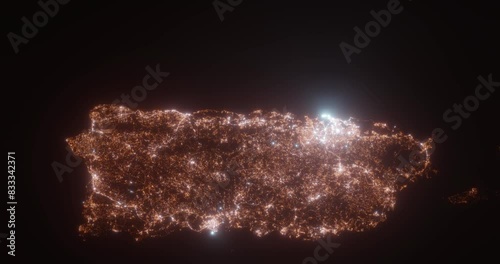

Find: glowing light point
321;113;332;119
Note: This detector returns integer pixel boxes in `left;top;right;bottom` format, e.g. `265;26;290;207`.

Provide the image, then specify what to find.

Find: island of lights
68;105;433;240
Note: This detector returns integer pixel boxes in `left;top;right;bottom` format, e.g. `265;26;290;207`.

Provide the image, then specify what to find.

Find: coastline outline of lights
68;105;433;240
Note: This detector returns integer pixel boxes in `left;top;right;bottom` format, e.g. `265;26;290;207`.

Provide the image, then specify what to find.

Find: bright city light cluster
67;105;433;240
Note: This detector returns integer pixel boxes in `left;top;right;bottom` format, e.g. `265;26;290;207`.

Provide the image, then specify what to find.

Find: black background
3;0;499;263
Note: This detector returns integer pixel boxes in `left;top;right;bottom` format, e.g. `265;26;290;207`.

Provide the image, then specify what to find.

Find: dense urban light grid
67;105;433;240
